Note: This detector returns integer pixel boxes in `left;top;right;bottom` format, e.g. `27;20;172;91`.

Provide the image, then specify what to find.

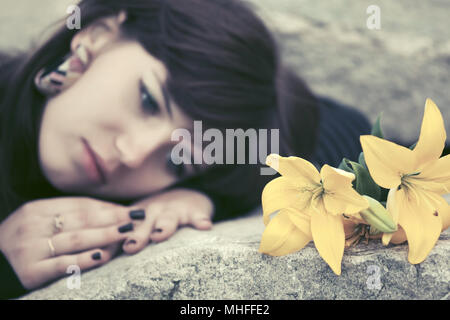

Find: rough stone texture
247;0;450;144
21;205;450;300
2;1;449;299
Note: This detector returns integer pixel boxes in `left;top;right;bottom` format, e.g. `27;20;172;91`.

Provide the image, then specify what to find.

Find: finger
122;211;158;254
150;215;180;243
103;242;122;259
32;247;114;288
48;222;135;256
30;197;123;216
188;213;213;230
53;207;145;233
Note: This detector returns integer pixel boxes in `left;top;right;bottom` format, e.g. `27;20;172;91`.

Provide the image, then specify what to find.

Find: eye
166;153;186;178
140;81;161;115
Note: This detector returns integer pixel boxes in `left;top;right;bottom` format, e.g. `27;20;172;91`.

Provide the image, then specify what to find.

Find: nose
115;123;173;169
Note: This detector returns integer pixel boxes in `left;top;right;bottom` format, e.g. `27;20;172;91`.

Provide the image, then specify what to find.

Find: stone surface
21;206;450;300
247;0;450;144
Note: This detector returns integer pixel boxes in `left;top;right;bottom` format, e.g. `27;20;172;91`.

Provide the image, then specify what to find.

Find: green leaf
371;113;384;139
348;160;381;200
379;189;389;203
358;152;367;169
361;195;397;233
338;158;354;173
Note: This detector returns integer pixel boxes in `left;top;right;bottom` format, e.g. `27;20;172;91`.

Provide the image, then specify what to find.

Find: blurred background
1;0;449;145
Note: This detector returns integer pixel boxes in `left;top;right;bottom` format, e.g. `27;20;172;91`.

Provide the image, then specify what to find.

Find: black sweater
0;251;28;299
0;96;371;299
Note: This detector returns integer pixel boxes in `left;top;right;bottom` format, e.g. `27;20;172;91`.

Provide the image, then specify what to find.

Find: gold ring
53;213;64;234
48;238;56;257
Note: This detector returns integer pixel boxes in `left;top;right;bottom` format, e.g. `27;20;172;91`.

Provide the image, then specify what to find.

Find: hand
0;197;141;290
122;188;214;254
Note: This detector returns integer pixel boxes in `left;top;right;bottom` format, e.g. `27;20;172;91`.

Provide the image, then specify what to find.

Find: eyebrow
152;71;172;119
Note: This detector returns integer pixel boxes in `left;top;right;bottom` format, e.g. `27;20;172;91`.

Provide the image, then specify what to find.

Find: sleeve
0;250;28;300
208;192;259;223
311;96;372;168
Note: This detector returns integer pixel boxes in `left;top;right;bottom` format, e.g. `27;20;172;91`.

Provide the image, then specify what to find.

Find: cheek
54;52;139;127
38;98;72;175
107;150;178;198
106;168;176;199
38;102;83;191
63;79;132;125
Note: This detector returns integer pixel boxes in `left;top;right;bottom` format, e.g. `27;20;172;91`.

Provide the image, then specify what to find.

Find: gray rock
21;206;450;300
246;0;450;144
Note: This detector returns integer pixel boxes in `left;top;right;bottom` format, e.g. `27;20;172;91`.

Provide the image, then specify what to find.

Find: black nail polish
129;209;146;220
154;228;163;233
126;239;137;245
118;222;134;233
92;252;101;260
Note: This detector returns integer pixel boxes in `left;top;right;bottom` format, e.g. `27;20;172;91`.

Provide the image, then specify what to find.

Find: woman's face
39;40;196;200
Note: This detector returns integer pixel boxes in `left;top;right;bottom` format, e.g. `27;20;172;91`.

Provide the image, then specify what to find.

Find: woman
0;0;370;299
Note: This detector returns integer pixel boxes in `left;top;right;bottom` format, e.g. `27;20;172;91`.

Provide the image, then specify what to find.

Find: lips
81;138;107;185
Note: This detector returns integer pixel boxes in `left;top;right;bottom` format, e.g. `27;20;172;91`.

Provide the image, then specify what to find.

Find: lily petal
259;210;312;256
360;135;415;189
396;190;442;264
286;207;312;238
438;203;450;231
319;165;368;215
413;99;447;169
382;188;400;245
343;218;358;238
325;191;369;217
414;154;450;194
390;226;407;244
411;188;449;216
311;210;345;275
323;189;369;216
321;164;355;189
266;154;321;185
262;176;311;225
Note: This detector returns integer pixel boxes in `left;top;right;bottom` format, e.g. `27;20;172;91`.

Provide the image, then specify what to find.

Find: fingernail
126;239;137;245
129;209;146;220
154;228;163;233
118;222;134;233
92;252;102;260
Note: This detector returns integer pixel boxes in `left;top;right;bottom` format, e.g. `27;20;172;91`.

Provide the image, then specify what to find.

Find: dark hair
0;0;319;221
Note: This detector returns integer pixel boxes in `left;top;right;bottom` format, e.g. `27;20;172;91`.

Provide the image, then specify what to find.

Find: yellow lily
382;201;450;246
259;154;369;275
360;98;450;264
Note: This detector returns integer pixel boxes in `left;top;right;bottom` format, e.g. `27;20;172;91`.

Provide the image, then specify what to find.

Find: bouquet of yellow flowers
259;98;450;275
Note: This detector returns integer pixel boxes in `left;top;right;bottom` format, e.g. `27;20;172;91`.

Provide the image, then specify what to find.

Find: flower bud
360;195;397;233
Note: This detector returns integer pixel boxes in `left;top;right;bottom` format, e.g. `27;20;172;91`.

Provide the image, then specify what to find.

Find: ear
70;10;128;59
